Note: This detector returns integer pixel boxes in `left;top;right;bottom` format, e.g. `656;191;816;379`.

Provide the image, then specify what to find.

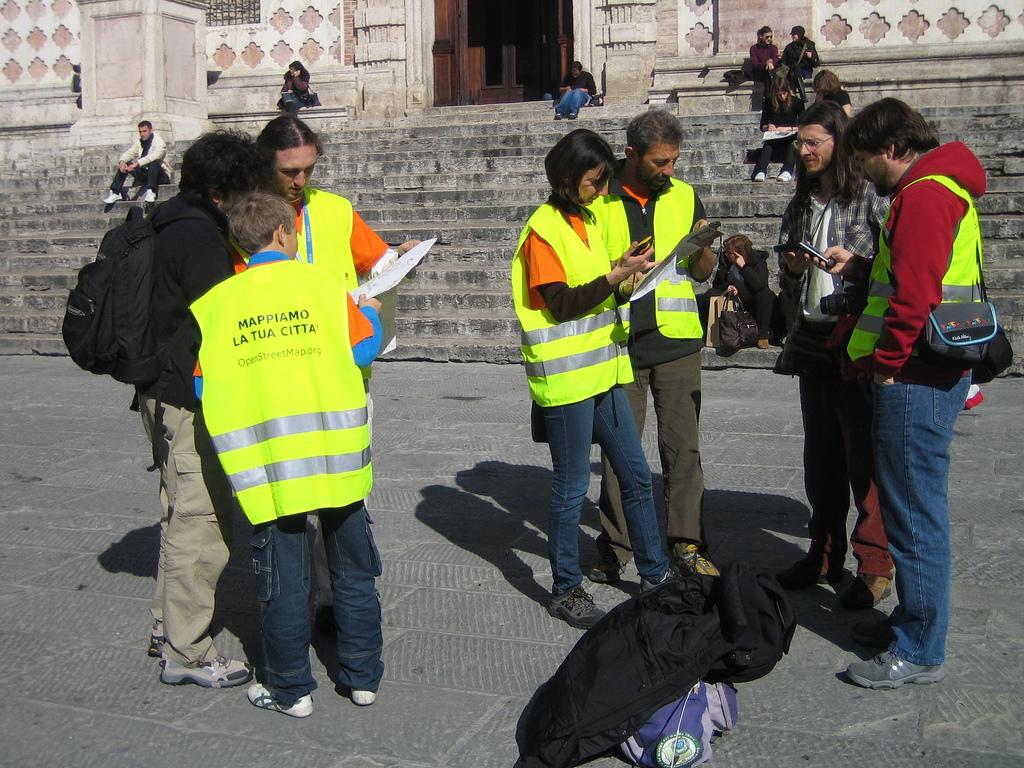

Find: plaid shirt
777;181;889;305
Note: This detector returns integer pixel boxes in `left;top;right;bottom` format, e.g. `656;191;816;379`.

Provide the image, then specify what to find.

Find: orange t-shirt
620;181;649;208
346;296;373;346
292;200;390;275
519;212;590;309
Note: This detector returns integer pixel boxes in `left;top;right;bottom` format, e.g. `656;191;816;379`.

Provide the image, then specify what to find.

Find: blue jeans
873;375;969;666
543;386;668;593
555;88;590;117
251;502;384;706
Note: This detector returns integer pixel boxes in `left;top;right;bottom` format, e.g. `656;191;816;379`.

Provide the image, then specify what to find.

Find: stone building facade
1;0;1021;140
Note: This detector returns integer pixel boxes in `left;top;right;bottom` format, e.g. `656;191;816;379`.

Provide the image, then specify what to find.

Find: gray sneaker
846;651;945;689
160;655;253;688
641;569;681;592
547;586;605;629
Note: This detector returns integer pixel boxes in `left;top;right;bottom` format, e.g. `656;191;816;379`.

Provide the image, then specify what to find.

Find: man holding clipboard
588;110;720;584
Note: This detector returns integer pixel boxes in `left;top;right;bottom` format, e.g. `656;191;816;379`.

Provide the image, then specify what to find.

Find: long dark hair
288;60;310;80
544;129;616;216
768;76;795;113
257;114;322;156
785;102;864;240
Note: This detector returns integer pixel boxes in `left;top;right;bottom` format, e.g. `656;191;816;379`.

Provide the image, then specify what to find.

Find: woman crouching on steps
510;129;671;629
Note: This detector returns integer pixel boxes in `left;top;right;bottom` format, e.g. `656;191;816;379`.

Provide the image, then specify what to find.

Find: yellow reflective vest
511;204;633;407
297;187;358;290
191;257;372;525
299;186;379;381
589;178;703;340
847;174;983;362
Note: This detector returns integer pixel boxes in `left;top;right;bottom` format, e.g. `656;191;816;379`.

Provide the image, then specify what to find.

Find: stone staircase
1;100;1022;372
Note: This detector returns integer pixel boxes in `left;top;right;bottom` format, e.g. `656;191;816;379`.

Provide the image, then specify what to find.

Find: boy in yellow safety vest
191;192;385;718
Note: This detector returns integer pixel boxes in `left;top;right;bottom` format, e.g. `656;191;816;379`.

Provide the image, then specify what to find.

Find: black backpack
62;206;163;386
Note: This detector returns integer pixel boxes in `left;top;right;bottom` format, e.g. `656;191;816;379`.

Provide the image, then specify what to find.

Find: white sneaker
247;683;313;717
103;190;119;204
351;689;377;706
141;188;156;203
777;171;793;182
753;172;766;182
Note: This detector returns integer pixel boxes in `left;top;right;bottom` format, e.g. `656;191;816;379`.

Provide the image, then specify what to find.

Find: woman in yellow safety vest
511;129;671;629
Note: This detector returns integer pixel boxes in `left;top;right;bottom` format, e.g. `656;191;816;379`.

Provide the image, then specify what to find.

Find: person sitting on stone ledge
782;25;819;100
812;69;853;118
749;26;780;88
554;61;597;121
102;120;171;204
278;60;320;114
699;234;777;349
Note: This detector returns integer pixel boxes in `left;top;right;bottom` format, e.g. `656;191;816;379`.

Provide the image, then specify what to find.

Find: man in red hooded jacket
824;98;984;689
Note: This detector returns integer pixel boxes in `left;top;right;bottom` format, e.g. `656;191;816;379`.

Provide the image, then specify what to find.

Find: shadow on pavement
415;458;864;656
96;508;262;666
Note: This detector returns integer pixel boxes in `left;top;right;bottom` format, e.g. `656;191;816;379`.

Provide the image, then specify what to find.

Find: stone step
7;173;1024;222
1;104;1019;170
4;185;1024;238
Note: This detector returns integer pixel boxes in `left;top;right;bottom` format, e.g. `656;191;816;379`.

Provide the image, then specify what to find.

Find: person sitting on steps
102;120;171;204
700;234;776;349
752;75;804;183
554;61;597;121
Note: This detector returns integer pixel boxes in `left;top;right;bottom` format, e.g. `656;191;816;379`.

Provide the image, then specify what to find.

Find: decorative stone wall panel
815;0;1024;46
206;0;347;82
668;0;717;55
0;0;79;86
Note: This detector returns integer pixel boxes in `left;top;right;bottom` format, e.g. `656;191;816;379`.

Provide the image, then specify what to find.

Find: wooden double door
433;0;572;106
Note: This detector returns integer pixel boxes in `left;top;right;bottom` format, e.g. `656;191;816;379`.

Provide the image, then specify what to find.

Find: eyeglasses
793;136;834;151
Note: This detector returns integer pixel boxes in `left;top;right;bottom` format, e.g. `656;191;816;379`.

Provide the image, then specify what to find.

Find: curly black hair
178;130;264;204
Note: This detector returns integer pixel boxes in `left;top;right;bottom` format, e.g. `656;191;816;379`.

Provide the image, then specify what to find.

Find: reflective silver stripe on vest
521;308;617;347
942;285;979;301
855;314;885;334
656;297;699;313
869;283;978;302
212;408;368;454
524;341;620;377
228;447;372;493
618;304;630;325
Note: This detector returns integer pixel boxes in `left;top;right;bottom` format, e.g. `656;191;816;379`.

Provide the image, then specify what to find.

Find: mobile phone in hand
796;241;836;270
632;234;654;258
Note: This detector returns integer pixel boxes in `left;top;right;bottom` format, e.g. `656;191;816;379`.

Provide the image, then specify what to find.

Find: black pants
110;164;167;196
753;138;797;177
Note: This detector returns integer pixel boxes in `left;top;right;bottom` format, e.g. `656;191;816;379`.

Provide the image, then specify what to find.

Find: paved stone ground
1;356;1021;768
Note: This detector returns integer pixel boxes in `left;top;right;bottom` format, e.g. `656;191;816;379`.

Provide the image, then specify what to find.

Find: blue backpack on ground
621;681;738;768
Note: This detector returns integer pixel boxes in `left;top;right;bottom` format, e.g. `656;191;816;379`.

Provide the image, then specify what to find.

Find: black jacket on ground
142;193;234;408
516;562;795;768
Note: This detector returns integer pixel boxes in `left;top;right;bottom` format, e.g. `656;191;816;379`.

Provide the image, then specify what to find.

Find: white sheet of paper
762;129;797;142
350;237;436;301
629;223;723;302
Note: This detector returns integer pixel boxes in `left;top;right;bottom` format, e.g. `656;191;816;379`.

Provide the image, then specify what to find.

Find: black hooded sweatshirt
142;193;234;408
